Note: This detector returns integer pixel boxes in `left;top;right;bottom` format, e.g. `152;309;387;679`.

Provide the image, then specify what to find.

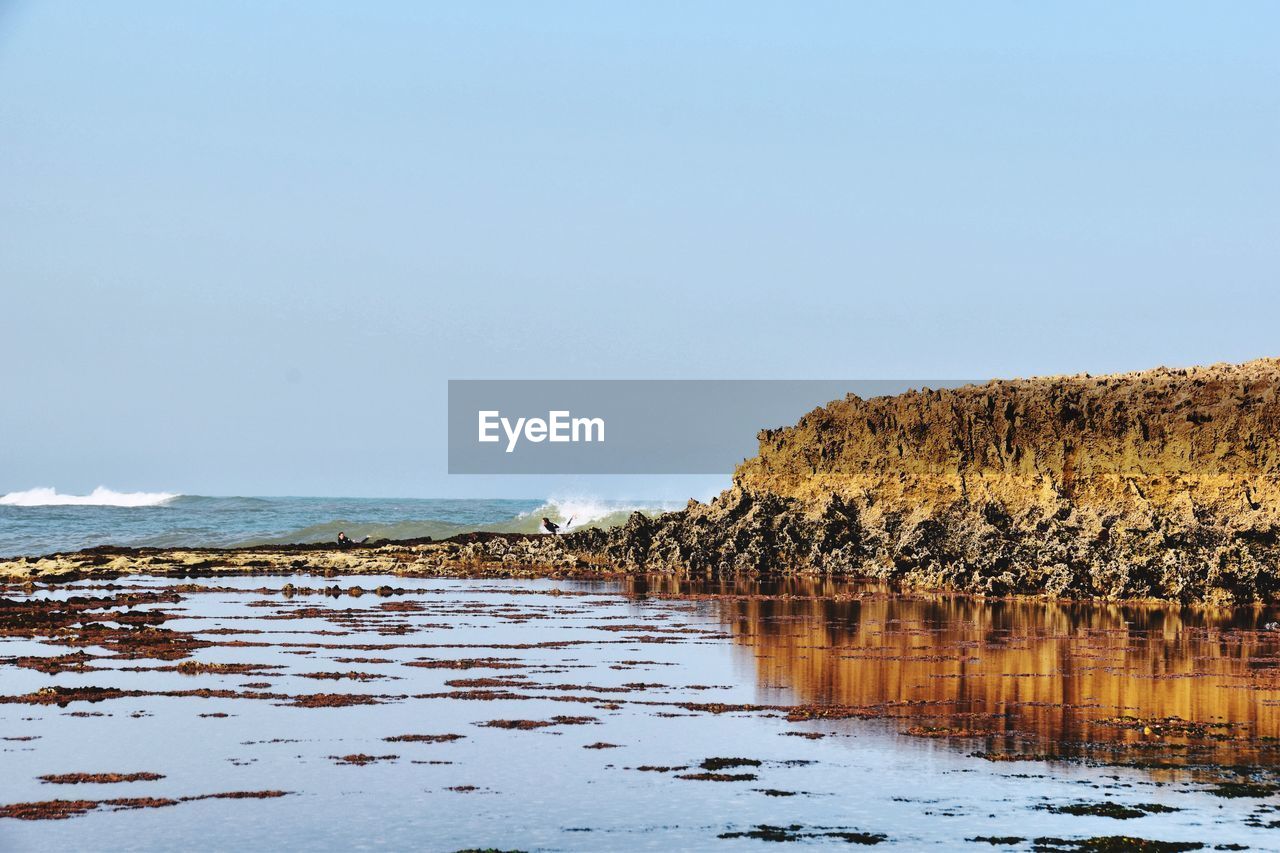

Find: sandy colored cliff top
738;357;1280;515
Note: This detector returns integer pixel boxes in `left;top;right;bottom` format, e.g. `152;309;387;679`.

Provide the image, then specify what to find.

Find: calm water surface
3;575;1280;851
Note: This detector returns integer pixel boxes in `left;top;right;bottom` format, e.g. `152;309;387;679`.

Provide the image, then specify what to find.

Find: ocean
0;489;676;558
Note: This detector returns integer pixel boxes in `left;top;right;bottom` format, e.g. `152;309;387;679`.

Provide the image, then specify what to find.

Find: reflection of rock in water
623;576;1280;769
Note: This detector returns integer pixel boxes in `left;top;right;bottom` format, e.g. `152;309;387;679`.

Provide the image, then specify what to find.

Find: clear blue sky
1;2;1276;499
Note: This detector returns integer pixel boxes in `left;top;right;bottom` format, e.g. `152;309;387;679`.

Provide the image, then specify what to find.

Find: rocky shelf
6;359;1280;604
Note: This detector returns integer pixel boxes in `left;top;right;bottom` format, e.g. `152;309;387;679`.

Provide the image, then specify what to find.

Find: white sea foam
0;487;179;507
519;496;680;533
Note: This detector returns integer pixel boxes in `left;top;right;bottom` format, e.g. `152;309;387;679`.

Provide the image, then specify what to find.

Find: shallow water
3;575;1280;851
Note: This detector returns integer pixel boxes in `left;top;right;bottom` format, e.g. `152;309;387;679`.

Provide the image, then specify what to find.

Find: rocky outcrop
579;359;1280;604
7;360;1280;603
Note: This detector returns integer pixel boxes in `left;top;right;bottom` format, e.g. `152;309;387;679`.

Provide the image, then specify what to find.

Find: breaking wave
0;493;686;556
516;497;678;530
0;487;180;508
246;497;679;546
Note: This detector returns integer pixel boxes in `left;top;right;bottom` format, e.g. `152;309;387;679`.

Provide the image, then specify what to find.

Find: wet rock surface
0;532;610;587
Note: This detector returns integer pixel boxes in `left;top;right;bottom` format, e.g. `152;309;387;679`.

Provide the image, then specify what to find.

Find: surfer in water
542;517;574;535
336;531;368;547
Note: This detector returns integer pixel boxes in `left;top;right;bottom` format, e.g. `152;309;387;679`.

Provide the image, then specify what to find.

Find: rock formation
574;359;1280;603
6;359;1279;604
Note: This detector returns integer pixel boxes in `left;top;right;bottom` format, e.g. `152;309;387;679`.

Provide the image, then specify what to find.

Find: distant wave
0;487;180;507
244;496;678;546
